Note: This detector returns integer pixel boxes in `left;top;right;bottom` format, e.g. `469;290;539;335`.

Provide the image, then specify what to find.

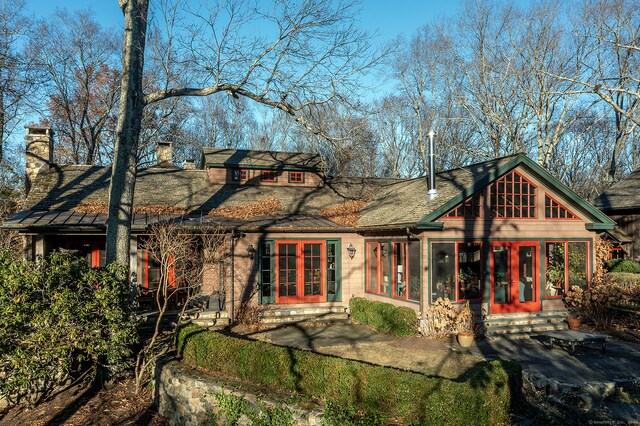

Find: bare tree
570;0;640;182
451;0;533;158
31;9;122;165
0;0;33;163
107;0;380;266
512;0;599;167
134;222;225;392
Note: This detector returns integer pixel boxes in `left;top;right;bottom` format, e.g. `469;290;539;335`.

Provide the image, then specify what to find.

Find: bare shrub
134;221;225;392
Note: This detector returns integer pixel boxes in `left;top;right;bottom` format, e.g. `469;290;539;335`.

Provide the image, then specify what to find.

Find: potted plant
456;301;475;347
563;286;585;330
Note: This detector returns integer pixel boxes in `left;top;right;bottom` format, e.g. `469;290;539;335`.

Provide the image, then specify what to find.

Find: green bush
0;250;137;407
177;324;521;425
605;259;640;274
348;297;417;336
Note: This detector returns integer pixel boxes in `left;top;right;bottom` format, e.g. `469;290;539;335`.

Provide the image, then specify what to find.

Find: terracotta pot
457;332;474;348
567;317;581;330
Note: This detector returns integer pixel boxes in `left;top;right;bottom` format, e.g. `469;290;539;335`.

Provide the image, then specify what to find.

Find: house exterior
4;126;616;325
593;172;640;260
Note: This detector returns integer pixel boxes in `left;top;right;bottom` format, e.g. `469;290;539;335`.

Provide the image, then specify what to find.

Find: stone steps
260;306;349;326
483;311;569;338
186;310;230;330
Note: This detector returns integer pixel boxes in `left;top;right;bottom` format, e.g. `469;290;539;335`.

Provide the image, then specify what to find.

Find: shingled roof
202;148;324;171
593;169;640;212
4;152;614;232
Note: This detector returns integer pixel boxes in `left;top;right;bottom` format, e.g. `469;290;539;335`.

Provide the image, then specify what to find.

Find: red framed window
260;170;277;182
47;237;105;268
232;169;248;181
137;249;175;290
545;241;588;298
445;193;482;218
288;171;304;183
609;247;624;260
431;242;482;303
490;170;537;218
275;240;325;303
544;195;577;219
366;240;420;301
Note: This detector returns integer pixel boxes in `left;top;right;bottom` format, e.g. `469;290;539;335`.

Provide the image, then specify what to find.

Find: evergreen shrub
348;297;417;336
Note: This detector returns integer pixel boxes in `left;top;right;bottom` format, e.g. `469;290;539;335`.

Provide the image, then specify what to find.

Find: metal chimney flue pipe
427;130;438;200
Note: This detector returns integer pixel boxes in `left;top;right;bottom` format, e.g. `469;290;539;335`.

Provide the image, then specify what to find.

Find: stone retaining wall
155;359;324;425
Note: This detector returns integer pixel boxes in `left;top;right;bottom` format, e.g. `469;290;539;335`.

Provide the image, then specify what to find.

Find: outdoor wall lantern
247;244;256;260
347;243;356;259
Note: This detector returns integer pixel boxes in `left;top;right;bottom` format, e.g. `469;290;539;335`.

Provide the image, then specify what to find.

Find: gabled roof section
593;169;640;212
412;154;615;230
202;148;324;171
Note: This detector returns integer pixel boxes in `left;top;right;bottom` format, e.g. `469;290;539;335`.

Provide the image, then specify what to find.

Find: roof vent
427;130;438;200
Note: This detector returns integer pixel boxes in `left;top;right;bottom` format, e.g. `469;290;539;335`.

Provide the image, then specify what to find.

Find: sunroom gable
418;154;615;230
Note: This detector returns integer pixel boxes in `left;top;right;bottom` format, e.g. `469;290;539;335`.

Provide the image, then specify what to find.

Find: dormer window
260;170;277;182
232;169;248;182
288;171;304;183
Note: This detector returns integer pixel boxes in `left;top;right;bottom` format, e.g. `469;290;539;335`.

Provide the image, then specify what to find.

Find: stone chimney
183;159;196;170
25;126;54;195
157;141;173;165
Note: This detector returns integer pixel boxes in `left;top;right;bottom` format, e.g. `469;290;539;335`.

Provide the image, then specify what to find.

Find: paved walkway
472;334;640;385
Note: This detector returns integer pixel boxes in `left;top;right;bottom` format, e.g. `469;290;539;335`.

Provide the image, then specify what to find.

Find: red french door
276;241;325;303
490;242;540;313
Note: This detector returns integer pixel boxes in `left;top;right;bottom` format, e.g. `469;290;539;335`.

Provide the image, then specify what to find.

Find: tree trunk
106;0;149;267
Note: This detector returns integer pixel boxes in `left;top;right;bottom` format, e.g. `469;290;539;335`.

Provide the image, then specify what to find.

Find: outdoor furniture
538;330;609;355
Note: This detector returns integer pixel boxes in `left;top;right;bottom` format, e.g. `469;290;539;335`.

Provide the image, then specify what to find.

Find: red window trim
231;168;249;181
544;194;578;220
454;241;483;302
544;240;589;299
260;170;277;182
366;241;420;302
490;170;537;219
445;193;482;218
275;240;326;303
288;171;304;183
140;249;175;289
430;241;483;303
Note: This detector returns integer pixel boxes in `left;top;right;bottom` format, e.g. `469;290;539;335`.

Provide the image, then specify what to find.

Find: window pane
408;241;421;301
432;243;455;302
327;242;336;296
519;246;534;302
493;245;510;304
545;242;565;296
458;243;482;300
367;243;378;292
568;242;587;290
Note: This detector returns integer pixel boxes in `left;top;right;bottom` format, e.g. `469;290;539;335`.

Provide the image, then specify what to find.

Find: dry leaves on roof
208;198;283;219
320;196;369;227
73;202;187;215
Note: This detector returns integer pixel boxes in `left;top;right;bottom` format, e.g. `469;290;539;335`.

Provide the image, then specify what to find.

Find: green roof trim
585;223;615;231
416;154;615;228
416;222;444;230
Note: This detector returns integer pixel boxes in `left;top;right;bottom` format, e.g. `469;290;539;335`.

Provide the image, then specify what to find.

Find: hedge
176;324;521;425
605;259;640;274
348;297;417;336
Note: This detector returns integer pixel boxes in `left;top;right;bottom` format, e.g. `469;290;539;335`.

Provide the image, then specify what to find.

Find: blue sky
26;0;463;40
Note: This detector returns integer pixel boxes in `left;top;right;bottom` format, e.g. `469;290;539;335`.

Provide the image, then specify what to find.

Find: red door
276;241;325;303
490;242;540;313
